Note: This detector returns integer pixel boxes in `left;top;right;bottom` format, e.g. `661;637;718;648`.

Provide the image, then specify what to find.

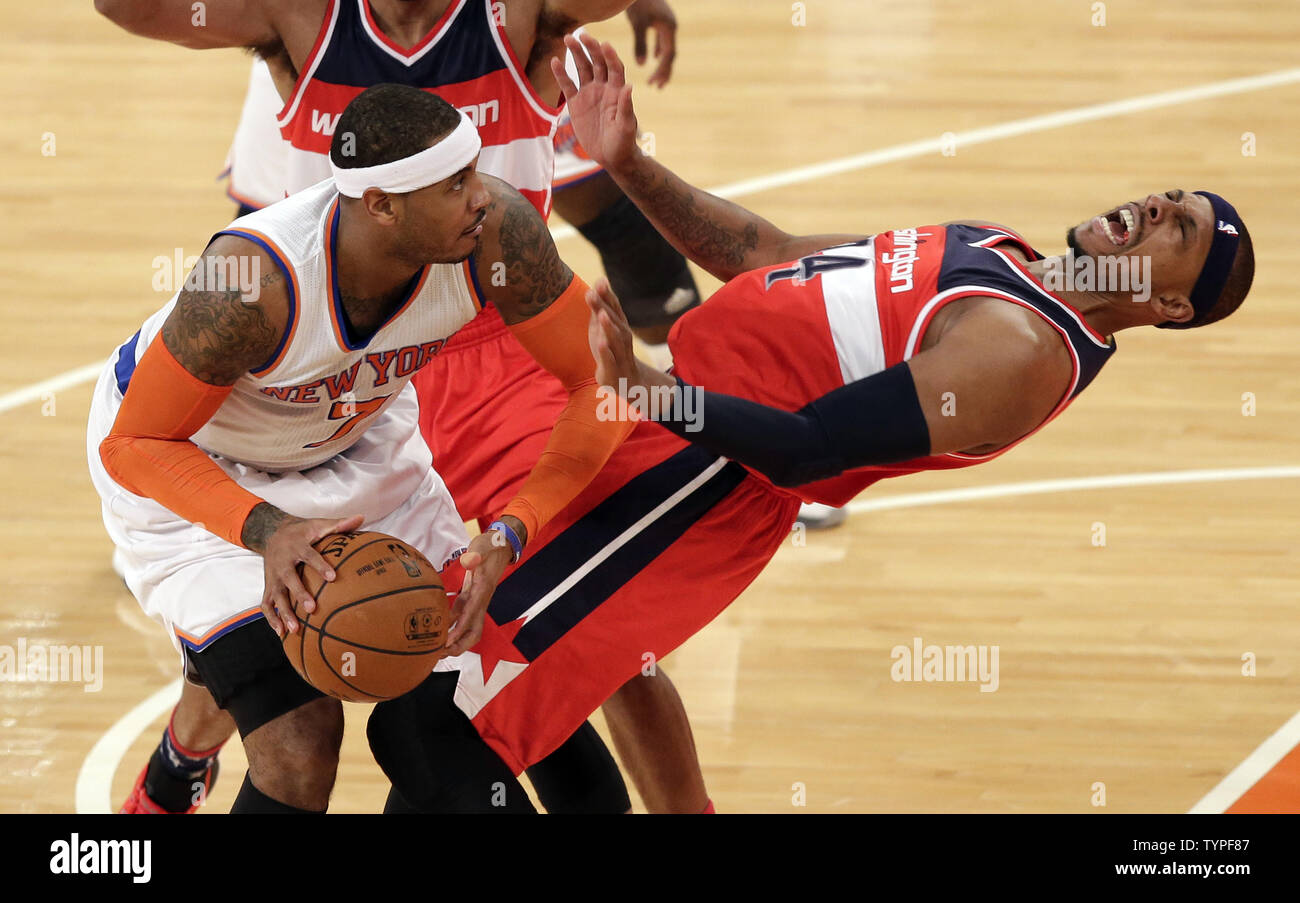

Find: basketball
282;531;450;703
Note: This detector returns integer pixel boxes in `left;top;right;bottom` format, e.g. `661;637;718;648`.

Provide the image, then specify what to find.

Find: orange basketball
283;531;450;703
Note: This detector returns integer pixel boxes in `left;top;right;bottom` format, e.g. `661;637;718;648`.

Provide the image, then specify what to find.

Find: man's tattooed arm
159;235;287;385
240;502;290;553
477;176;575;324
607;149;867;284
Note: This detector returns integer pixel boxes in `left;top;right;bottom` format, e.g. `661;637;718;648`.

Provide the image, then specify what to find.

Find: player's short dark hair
1193;219;1254;327
330;83;462;169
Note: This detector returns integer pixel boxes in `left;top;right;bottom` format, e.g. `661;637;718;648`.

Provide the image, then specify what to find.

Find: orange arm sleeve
98;336;265;548
499;276;637;542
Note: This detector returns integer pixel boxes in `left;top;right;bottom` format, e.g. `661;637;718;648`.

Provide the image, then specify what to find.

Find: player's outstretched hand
445;529;515;656
626;0;678;88
257;512;365;638
551;32;639;171
586;277;676;402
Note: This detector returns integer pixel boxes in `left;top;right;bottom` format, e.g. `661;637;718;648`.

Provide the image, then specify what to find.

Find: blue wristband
487;520;523;564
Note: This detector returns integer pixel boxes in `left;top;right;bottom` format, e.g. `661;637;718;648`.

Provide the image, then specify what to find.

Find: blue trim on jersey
938;225;1116;398
316;0;504;87
212;229;299;374
465;251;489;309
325;201;430;350
178;611;266;653
114;329;142;395
487;444;748;661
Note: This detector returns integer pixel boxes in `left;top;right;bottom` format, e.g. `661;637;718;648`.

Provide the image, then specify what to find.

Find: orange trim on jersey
322;196;348;351
216;227;302;377
276;0;339;126
360;0;460;58
488;0;563;117
324;196;431;351
174;606;263;650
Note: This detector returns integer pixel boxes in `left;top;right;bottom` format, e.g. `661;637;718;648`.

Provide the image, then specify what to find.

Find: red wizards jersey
277;0;560;215
668;224;1118;506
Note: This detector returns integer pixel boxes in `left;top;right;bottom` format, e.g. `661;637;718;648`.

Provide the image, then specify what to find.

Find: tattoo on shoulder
162;280;280;385
492;187;573;321
240;502;287;552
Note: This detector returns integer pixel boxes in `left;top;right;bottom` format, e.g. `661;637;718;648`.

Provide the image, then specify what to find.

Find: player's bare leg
173;680;237;751
601;668;711;813
237;696;344;812
119;681;233;814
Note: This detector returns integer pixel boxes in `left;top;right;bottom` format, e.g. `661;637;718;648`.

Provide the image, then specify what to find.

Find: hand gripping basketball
444;527;515;656
255;511;366;638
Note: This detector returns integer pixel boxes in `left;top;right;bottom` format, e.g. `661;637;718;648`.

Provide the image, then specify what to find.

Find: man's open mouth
1094;204;1137;247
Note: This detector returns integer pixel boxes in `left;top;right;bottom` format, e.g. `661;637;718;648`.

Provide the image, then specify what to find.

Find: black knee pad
524;720;631;814
577;194;701;328
184;619;326;738
367;672;536;814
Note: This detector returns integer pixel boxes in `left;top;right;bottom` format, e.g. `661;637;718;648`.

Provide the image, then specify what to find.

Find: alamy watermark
49;835;150;883
0;638;103;692
152;249;262;301
596;379;704;432
890;636;999;692
1041;252;1150;303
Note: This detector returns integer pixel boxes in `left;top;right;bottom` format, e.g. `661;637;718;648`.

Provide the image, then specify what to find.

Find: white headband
330;111;482;198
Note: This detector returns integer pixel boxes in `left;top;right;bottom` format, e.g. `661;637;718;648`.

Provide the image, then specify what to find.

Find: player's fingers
550;56;578;100
651;27;676;86
271;585;297;634
597;278;634;333
281;566;316;616
579;32;607;83
261;588;284;637
632;22;647;63
604;42;626;90
594;327;617;379
301;545;334;584
324;514;364;538
565;34;594;85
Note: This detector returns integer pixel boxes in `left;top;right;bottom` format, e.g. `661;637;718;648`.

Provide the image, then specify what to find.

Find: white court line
8;65;1300;417
78;465;1300;811
847;466;1300;514
0;363;104;415
1188;711;1300;814
75;678;182;814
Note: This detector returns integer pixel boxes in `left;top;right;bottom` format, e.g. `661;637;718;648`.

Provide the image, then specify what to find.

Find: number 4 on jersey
304;395;390;449
765;245;871;290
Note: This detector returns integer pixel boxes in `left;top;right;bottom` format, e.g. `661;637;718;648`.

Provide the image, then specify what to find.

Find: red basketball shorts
413;304;569;528
440;423;803;774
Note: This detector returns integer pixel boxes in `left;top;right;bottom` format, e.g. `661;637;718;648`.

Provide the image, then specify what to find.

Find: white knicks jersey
114;179;482;473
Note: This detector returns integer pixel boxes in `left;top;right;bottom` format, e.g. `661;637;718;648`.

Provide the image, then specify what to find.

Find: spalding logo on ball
283;531;451;702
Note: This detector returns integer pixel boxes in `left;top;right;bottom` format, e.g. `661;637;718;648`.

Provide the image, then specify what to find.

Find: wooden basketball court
2;0;1297;813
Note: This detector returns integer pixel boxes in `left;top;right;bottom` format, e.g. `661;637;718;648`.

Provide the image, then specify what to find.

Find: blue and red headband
1157;190;1244;329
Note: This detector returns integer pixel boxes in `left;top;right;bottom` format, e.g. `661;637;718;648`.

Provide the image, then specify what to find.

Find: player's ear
1151;292;1193;326
360;188;399;224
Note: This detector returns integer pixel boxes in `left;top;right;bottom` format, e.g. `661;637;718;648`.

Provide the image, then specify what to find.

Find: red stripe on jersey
276;0;339;127
283;69;555;157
